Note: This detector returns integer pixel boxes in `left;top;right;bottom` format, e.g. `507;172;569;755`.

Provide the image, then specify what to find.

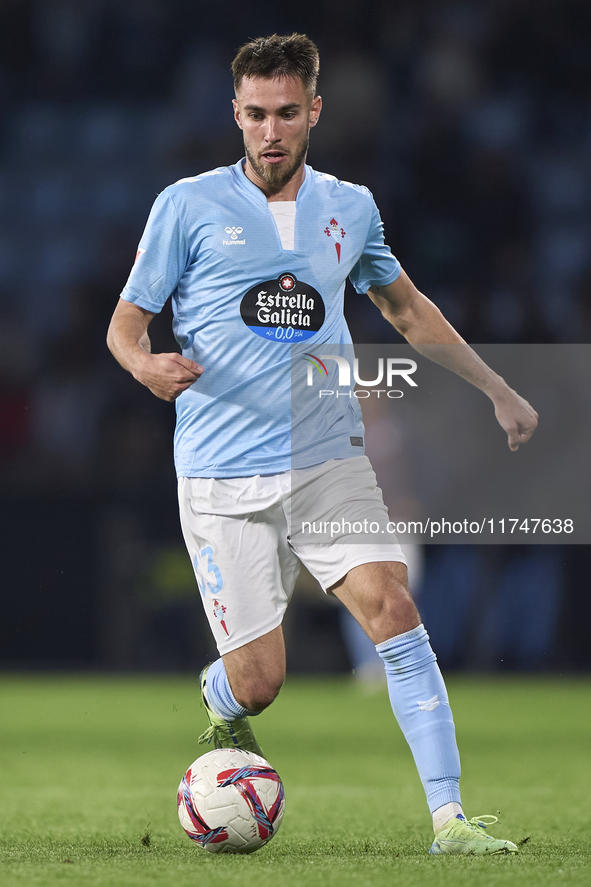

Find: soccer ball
177;748;285;854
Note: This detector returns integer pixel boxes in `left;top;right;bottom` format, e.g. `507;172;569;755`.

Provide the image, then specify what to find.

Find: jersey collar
232;158;312;205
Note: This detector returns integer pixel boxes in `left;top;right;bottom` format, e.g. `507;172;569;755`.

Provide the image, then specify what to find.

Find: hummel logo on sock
418;695;440;711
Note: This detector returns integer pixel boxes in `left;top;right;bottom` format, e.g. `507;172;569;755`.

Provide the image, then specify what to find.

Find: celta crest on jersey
324;218;346;263
240;272;326;342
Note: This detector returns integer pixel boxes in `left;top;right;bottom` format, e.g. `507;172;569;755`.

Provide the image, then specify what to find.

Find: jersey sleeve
348;198;401;294
120;190;190;313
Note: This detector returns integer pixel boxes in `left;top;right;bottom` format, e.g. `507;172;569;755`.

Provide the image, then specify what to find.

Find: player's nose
263;117;280;143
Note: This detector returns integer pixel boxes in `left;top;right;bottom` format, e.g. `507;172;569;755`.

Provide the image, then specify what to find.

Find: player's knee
367;585;420;643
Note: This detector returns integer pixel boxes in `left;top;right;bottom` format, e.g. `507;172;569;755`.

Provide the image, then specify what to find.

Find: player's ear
232;98;243;130
309;94;322;128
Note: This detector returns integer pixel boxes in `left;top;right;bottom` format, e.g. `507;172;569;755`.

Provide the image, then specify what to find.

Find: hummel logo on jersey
223;226;245;245
418;695;440;711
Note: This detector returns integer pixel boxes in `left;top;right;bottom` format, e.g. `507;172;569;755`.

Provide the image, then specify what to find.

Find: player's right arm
107;298;203;402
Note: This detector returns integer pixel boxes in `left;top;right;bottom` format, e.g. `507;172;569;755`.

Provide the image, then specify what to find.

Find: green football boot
198;665;264;757
429;815;519;855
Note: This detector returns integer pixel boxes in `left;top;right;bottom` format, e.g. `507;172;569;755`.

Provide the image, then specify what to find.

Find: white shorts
178;456;406;655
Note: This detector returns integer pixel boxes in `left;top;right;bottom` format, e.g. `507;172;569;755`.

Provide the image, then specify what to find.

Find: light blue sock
376;624;462;814
204;658;260;721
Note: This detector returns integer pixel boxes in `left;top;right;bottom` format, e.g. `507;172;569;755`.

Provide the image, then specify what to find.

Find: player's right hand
134;352;204;401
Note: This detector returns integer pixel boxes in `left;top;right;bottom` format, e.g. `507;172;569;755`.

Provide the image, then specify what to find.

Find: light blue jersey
120;160;400;477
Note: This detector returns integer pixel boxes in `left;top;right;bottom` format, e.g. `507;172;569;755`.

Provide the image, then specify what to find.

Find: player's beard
245;132;310;193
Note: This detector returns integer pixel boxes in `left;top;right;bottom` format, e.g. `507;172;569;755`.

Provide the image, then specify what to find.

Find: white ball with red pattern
177;748;285;854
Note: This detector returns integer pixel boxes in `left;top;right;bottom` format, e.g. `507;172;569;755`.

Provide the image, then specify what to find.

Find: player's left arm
368;269;538;451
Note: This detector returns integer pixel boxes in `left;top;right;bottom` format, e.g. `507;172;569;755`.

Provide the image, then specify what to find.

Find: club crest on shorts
213;600;229;636
324;218;346;263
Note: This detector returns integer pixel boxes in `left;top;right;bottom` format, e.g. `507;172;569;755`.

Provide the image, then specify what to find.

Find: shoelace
198;725;219;745
466;815;499;830
198;720;250;746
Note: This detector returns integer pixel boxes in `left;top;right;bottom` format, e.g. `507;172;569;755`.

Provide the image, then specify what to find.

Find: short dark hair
232;33;320;98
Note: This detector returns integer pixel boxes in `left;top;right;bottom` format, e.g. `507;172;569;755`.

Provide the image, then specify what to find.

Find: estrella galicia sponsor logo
223;226;245;245
240;272;325;342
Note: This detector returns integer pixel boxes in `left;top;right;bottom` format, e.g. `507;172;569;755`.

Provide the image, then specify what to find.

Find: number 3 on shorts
193;546;224;599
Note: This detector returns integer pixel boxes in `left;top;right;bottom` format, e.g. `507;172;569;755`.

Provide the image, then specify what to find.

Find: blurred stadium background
1;0;590;675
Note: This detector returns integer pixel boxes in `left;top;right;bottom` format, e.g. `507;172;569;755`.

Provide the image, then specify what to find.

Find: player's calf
222;624;286;711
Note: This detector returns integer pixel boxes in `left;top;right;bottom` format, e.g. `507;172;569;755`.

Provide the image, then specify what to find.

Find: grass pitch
0;674;589;887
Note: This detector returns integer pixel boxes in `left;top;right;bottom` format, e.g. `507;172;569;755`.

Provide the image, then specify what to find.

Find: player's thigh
178;478;300;656
291;455;408;584
291;457;417;642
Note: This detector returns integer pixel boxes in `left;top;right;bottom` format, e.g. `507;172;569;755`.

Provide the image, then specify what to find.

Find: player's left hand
492;388;538;451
